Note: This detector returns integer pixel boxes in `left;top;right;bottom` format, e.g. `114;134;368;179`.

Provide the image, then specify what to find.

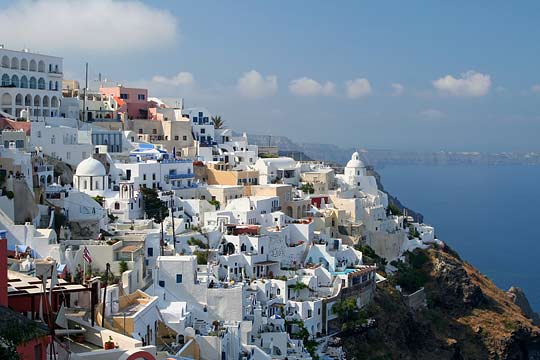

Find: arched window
33;95;41;107
10;57;19;70
15;94;23;106
38;78;45;90
1;74;10;86
29;60;37;71
38;60;45;72
24;94;32;106
1;93;12;106
42;95;49;107
1;93;12;114
51;96;58;107
1;56;9;68
20;59;28;71
11;75;19;87
115;202;120;210
20;76;28;88
29;77;37;89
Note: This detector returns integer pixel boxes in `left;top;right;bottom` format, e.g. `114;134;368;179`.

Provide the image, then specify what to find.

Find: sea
377;164;540;311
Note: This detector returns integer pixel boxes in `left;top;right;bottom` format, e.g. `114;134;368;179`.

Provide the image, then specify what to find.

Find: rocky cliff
339;246;540;359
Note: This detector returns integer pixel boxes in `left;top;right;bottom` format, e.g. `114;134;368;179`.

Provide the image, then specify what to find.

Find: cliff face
340;246;540;359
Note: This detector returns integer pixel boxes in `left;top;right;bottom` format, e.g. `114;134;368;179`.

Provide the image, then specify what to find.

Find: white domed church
343;151;367;187
73;156;109;196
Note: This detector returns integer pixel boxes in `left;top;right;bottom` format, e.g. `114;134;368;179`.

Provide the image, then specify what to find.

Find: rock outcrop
507;286;540;326
340;247;540;359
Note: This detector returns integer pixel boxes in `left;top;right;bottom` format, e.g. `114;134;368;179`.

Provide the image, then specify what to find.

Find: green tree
140;187;169;224
119;260;128;274
332;297;368;333
386;203;402;216
211;115;224;129
208;199;220;209
300;183;315;194
141;187;169;255
93;195;104;206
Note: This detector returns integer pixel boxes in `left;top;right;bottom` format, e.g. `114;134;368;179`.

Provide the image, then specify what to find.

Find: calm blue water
378;164;540;311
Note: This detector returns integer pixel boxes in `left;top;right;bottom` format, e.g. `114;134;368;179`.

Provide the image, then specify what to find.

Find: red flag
83;247;92;264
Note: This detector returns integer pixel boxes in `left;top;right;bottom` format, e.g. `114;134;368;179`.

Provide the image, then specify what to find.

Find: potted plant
104;336;115;350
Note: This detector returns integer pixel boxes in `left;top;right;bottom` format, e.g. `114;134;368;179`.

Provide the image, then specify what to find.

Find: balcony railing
167;173;194;180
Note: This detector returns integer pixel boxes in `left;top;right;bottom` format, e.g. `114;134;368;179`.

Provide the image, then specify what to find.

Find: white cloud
289;77;335;96
345;78;372;98
237;70;278;98
152;72;194;86
0;0;178;52
419;109;445;119
531;84;540;93
391;83;404;96
433;70;491;97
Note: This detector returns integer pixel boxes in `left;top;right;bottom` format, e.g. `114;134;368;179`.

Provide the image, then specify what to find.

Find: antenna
81;62;88;128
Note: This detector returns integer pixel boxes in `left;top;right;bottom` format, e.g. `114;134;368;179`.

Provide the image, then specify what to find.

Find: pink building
100;85;149;119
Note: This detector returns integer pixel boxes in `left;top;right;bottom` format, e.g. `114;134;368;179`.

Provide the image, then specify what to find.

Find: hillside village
0;47;443;360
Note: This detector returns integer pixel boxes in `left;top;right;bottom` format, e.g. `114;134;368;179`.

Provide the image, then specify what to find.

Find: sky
1;0;540;152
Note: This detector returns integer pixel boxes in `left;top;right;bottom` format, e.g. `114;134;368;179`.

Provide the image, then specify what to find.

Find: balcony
167;173;194;180
161;158;193;164
36;165;53;172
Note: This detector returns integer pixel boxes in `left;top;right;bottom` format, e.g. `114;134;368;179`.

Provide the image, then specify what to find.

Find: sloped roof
0;117;31;135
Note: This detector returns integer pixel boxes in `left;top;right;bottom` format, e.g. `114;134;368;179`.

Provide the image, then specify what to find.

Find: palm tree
211;115;224;129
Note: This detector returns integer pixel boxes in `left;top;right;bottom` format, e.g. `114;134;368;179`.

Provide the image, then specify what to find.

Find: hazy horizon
2;0;540;152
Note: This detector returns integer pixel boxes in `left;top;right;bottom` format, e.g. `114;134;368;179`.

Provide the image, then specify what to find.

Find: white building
253;157;300;186
182;107;215;146
73;156;109;196
0;47;62;118
113;157;195;191
29;119;94;167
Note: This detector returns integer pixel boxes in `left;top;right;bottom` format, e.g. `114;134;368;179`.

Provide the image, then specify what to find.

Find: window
66;152;71;160
51;135;55;144
120;93;129;99
200;128;206;134
138;129;143;134
159;280;165;287
174;136;179;140
138;94;145;100
37;131;41;138
148;247;153;257
152;129;157;134
143;174;147;180
183;135;187;141
152;173;156;180
176;274;183;283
